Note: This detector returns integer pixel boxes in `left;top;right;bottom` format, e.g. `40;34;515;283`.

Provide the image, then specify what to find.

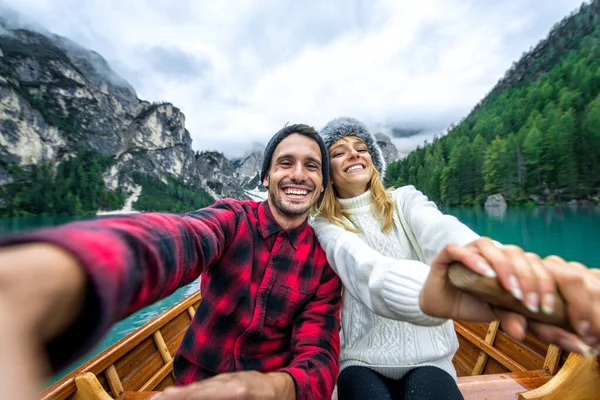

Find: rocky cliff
0;21;399;214
0;20;261;212
374;133;400;166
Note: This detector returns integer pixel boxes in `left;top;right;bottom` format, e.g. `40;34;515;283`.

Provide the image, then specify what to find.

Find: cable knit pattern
312;186;480;381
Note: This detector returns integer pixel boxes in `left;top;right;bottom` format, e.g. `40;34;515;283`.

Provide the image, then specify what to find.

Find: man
0;124;342;400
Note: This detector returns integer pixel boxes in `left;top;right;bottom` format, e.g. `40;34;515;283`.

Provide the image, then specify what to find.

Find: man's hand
153;371;296;400
0;243;86;400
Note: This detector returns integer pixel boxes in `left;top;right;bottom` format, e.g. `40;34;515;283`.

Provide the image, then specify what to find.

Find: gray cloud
141;45;212;80
0;0;586;157
235;0;386;65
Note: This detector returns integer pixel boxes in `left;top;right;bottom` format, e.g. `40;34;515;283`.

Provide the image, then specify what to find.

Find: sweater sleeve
394;186;480;265
311;217;445;326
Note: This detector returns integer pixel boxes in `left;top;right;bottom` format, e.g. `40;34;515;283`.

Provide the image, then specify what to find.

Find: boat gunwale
38;291;201;400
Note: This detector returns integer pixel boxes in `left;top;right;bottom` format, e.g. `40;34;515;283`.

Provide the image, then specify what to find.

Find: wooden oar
448;262;572;332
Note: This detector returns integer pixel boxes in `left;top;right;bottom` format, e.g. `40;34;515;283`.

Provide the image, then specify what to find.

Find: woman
311;117;589;400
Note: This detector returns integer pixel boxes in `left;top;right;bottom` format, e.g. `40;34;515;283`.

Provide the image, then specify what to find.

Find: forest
0;149;214;217
131;173;214;214
0;149;126;217
384;1;600;206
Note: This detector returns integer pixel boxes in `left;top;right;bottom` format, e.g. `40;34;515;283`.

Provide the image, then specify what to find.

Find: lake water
0;205;599;384
441;205;600;269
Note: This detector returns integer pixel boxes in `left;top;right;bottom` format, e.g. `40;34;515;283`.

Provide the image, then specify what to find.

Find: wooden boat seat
457;370;551;400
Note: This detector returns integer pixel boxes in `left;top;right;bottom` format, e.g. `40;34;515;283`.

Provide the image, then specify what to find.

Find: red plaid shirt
7;199;342;400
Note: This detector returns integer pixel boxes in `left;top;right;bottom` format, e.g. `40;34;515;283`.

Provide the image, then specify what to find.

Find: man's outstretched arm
0;201;240;375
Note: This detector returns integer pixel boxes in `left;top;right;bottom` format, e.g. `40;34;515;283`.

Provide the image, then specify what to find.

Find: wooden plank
454;321;527;373
105;364;125;398
472;320;500;375
160;311;192;356
520;353;600;400
482;356;512;375
458;321;547;371
492;330;545;371
71;373;113;400
138;360;174;392
458;370;551;400
96;371;112;398
153;331;172;363
187;306;196;319
118;352;164;392
39;292;201;400
154;374;176;392
542;344;562;375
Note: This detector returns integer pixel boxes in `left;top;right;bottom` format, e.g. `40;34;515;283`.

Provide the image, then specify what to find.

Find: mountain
374;133;400;165
0;19;265;216
0;19;400;216
385;0;600;207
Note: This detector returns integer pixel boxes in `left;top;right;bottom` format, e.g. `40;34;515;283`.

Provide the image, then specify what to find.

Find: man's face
263;133;324;222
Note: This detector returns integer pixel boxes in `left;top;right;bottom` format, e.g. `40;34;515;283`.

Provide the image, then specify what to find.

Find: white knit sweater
311;185;480;380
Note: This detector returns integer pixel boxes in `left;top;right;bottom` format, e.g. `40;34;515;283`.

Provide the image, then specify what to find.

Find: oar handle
448;262;572;332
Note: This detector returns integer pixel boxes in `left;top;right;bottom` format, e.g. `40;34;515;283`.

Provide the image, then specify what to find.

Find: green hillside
385;1;600;206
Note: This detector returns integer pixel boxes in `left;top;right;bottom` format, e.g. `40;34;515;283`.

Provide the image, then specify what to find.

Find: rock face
374;132;400;166
0;19;264;206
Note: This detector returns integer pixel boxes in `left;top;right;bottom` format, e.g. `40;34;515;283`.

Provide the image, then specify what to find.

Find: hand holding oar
419;238;597;357
447;261;571;332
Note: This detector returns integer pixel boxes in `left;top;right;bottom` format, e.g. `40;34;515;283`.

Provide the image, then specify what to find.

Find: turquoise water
441;205;600;269
1;206;598;383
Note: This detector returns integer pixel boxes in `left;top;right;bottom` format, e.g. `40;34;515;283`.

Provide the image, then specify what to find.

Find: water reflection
484;204;507;220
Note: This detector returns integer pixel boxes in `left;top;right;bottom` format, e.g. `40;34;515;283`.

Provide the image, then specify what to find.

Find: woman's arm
393;185;479;265
311;216;445;326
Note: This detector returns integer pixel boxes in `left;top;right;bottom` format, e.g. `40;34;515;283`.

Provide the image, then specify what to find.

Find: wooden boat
37;291;600;400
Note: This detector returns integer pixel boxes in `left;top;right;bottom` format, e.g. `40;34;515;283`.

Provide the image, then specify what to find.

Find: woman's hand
420;239;596;357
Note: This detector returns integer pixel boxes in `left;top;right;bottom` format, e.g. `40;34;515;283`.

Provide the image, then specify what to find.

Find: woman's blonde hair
313;137;394;233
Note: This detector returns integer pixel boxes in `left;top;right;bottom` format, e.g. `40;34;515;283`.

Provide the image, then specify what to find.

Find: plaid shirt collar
257;200;309;249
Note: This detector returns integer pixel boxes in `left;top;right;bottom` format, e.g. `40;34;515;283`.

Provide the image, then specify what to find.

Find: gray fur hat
320;117;386;179
260;123;330;188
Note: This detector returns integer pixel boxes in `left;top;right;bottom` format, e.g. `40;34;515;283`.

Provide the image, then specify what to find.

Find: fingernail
477;261;497;278
508;275;523;301
577;320;591;336
150;395;162;400
580;343;595;359
541;294;555;315
525;292;539;313
583;336;598;346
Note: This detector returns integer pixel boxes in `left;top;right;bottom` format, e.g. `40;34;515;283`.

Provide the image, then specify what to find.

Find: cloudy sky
1;0;585;158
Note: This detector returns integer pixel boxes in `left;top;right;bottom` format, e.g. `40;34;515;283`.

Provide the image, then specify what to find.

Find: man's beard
267;177;315;217
268;188;312;217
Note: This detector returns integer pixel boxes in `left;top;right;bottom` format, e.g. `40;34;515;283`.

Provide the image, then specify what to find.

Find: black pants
337;365;464;400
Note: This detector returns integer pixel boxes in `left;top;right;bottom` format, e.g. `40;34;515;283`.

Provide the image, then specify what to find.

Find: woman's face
329;136;373;199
